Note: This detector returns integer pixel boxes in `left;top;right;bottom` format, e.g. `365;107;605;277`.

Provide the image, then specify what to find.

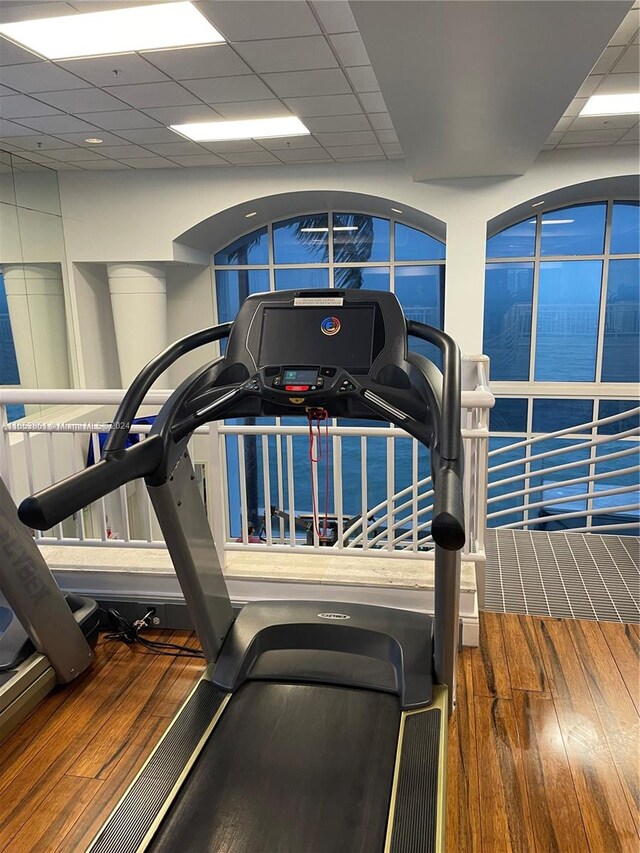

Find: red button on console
285;385;309;392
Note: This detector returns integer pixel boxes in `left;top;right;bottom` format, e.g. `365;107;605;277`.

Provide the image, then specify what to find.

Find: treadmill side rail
0;478;94;683
147;451;234;663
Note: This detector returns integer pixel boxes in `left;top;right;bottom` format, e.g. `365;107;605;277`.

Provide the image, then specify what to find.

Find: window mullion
594;199;613;383
528;212;542;382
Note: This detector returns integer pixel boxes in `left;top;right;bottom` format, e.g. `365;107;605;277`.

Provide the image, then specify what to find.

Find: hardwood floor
0;615;638;852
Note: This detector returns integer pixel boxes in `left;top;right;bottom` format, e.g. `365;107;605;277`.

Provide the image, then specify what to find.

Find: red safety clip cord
307;408;330;541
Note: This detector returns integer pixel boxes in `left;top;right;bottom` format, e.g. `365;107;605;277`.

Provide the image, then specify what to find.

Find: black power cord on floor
100;607;205;659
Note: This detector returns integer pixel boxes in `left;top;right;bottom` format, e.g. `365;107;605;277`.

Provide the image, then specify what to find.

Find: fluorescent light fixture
0;2;224;61
172;117;309;142
580;93;640;116
532;200;545;207
300;226;359;233
542;219;574;225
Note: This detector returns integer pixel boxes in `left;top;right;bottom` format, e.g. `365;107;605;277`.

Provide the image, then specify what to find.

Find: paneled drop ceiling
0;0;637;173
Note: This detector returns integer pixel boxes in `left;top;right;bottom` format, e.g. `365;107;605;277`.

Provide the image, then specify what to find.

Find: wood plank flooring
0;616;638;852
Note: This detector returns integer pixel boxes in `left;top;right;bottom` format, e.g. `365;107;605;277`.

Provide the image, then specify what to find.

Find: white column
443;210;487;355
3;263;71;388
107;263;168;388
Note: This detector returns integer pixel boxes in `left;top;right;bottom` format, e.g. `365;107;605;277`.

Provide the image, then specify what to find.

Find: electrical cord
99;607;205;658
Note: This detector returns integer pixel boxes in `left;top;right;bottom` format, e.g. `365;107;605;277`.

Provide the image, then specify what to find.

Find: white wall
72;263;121;388
55;145;637;380
166;263;219;388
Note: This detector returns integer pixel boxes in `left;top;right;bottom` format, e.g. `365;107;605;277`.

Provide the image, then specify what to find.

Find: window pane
395;265;443;365
333;213;389;263
273;214;328;264
275;267;329;290
611;201;640;255
214;226;268;265
598;400;640;435
483;262;533;380
490;398;528;432
334;265;389;290
532;399;593;434
540;203;606;256
534;260;602;381
215;269;270;324
394;222;445;261
487;437;526;526
0;271;21;386
601;258;640;383
486;219;536;258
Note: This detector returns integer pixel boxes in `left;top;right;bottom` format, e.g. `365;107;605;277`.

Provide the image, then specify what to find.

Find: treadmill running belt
150;680;400;853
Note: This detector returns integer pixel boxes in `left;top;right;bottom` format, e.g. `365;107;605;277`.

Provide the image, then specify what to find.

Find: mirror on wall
0;151;71;420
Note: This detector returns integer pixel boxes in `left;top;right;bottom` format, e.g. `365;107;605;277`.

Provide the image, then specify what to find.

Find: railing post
0;403;12;494
207;421;228;571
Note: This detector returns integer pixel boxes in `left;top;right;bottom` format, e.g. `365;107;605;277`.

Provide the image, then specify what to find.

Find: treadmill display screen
258;306;375;369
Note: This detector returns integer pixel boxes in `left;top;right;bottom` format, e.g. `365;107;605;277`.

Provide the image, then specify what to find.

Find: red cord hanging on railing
307;408;330;542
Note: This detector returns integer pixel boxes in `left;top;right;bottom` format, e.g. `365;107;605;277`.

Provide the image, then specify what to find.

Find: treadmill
0;477;98;743
19;289;465;853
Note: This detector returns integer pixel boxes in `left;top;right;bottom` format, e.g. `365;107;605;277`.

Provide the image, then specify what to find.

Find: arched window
214;211;445;364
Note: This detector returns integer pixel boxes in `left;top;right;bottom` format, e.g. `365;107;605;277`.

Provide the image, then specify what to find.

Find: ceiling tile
233;36;337;73
329;33;369;66
58;54;170;87
557;141;615;148
553;116;573;132
575;75;603;98
13;114;102;133
69;159;131;170
117;127;184;144
166;153;229;166
103;82;199;108
345;66;378;93
274;147;332;162
0;37;42;66
0;62;91;93
315;130;377;147
0;94;62;118
375;128;398;144
0;134;76;150
259;134;322;150
304;114;370;133
0;118;39;136
0;84;17;96
55;130;130;145
45;147;108;162
196;0;320;40
591;46;624;74
263;68;350;98
221;150;280;164
545;131;563;145
613;46;640;73
326;143;384;159
144;141;206;156
311;2;358;35
618;125;640;142
143;104;221;124
182;75;272;103
381;142;402;157
199;139;264;152
561;128;627;144
0;3;72;24
89;145;153;159
609;9;640;45
142;44;251;80
595;72;640;94
283;93;362;116
210;99;290;119
118;157;179;168
359;92;387;113
75;110;162;130
561;97;587;117
35;88;128;113
570;114;637;131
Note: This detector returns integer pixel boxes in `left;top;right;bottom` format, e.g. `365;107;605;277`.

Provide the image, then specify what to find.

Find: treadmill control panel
240;365;358;403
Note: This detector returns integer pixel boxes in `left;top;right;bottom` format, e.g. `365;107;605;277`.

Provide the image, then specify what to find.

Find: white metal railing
0;356;493;565
487;404;640;534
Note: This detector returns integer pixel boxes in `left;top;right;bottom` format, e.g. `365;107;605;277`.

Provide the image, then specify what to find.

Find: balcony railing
0;356;493;568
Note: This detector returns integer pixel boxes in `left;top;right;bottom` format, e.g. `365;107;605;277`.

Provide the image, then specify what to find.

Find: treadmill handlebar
18;436;164;531
102;323;232;460
406;321;465;551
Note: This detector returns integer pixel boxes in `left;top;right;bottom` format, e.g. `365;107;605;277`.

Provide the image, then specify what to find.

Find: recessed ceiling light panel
580;93;640;116
0;2;224;61
172;117;310;141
